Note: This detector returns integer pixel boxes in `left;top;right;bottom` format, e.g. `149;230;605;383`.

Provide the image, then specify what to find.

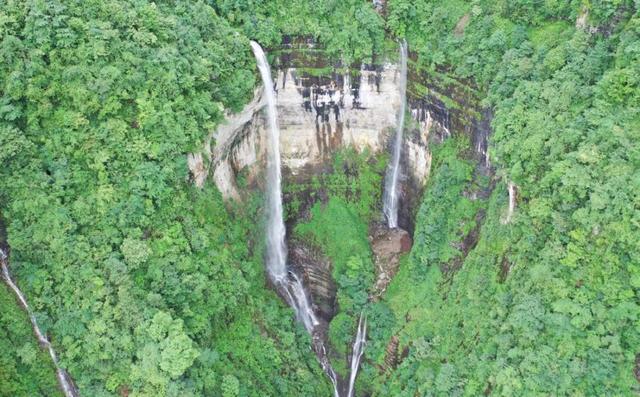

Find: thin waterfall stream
250;41;368;397
347;313;367;397
383;40;408;229
0;248;78;397
250;41;319;333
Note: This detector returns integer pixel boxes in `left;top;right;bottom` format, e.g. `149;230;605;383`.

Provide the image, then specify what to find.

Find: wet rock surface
382;335;399;372
187;153;207;187
369;223;412;297
288;240;337;323
190;46;441;201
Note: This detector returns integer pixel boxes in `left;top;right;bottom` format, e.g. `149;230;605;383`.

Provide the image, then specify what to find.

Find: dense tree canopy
0;0;341;395
1;0;638;396
374;0;640;395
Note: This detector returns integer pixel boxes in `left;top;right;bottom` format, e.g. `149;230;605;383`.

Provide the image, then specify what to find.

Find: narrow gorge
190;32;498;396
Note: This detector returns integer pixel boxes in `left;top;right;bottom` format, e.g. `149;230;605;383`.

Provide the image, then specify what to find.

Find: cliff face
188;51;438;206
187;42;495;382
188;41;493;237
191;67;401;192
277;66;400;171
407;59;491;165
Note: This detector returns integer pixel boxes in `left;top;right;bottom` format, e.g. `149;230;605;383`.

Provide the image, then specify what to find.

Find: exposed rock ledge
369;223;412;297
189;64;435;202
288;240;336;323
188;87;267;198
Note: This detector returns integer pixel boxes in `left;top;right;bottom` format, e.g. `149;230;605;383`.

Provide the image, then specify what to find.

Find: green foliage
198;297;331;396
327;312;353;363
290;149;385;376
378;1;640;395
130;311;199;394
221;374;239;397
285;148;386;223
211;0;385;64
410;138;478;275
288;150;385;303
2;0;639;395
0;283;63;397
0;1;338;395
295;196;375;358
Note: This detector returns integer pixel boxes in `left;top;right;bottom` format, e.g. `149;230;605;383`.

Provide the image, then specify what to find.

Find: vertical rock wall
188;45;491;228
189;57;435;204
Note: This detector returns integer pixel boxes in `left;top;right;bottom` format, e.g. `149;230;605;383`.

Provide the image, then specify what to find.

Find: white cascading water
507;182;517;223
475;130;490;168
0;249;77;397
250;41;318;333
251;41;374;397
314;338;340;397
347;312;367;397
383;40;408;229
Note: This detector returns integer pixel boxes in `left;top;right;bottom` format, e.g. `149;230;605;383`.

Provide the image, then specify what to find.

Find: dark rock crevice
288;240;337;324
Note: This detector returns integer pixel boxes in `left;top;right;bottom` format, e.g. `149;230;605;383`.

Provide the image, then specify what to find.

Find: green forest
0;1;638;396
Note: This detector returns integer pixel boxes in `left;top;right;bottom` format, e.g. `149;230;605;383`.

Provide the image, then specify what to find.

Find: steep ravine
191;38;496;394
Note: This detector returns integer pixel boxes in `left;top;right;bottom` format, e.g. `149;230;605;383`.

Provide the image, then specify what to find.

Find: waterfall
0;249;78;397
252;40;287;281
383;40;408;229
474;124;490;168
506;182;517;223
314;336;340;397
251;41;373;397
347;313;367;397
250;41;318;331
252;39;339;394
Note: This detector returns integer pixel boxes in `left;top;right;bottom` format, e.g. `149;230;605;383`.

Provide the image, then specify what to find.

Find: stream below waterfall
0;248;78;397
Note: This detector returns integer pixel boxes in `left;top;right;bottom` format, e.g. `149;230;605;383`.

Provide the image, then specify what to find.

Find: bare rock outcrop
370;224;412;297
188;58;438;200
288;240;337;322
382;335;400;372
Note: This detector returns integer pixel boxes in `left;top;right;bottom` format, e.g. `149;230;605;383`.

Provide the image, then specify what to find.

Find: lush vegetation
287;149;385;374
210;0;385;63
0;0;353;395
1;0;638;396
0;282;63;397
371;0;640;395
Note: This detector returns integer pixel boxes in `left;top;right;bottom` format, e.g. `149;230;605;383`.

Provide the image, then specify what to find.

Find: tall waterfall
250;41;318;332
347;313;367;397
383;40;408;229
251;41;374;397
0;249;78;397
